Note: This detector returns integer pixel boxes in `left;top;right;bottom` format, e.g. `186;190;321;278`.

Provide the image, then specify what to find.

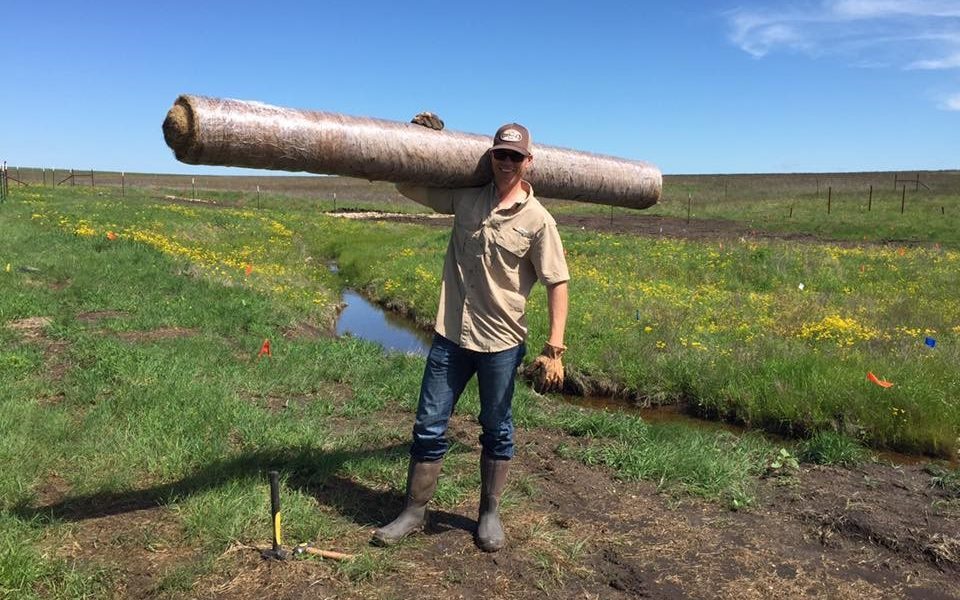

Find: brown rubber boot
476;454;510;552
371;459;443;546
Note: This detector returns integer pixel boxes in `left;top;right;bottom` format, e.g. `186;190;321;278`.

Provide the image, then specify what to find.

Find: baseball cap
491;123;532;156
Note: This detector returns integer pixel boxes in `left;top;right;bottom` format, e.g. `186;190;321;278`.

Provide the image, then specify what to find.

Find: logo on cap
499;129;523;142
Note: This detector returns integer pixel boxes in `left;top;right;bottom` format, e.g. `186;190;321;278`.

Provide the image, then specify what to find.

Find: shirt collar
492;180;534;213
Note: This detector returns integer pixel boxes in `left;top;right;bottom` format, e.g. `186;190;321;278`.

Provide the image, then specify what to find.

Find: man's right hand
411;112;444;131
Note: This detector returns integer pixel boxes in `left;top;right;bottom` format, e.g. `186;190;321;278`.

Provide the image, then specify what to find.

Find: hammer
257;470;354;561
260;470;290;560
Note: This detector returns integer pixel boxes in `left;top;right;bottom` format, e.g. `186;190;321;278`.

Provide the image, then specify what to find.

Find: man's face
491;149;532;191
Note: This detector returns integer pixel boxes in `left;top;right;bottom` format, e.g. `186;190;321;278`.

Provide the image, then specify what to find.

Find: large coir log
163;95;661;209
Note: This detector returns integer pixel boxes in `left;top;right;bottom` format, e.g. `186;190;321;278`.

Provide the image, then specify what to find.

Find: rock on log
163;95;661;209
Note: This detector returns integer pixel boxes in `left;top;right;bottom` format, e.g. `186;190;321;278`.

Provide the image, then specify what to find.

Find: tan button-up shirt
409;182;569;352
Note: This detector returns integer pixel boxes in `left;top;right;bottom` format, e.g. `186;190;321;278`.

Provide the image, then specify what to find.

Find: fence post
915;172;920;192
686;193;692;224
90;169;95;188
827;186;831;214
191;177;196;200
868;185;872;211
901;185;906;214
121;171;125;196
71;169;75;186
257;184;261;209
52;168;56;187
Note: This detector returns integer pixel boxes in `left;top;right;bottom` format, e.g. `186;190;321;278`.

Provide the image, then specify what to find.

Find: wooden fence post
901;186;906;214
868;185;872;211
827;186;831;214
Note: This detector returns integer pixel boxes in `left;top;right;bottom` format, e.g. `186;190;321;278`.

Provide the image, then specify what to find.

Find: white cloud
909;52;960;69
940;92;960;110
832;0;960;19
727;0;960;69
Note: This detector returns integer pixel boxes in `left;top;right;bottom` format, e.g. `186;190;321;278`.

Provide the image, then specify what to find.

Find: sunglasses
492;149;526;163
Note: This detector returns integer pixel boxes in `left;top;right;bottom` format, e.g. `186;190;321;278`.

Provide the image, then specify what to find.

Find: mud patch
281;321;334;340
44;505;203;599
76;310;129;323
240;383;354;414
34;473;73;506
6;316;53;340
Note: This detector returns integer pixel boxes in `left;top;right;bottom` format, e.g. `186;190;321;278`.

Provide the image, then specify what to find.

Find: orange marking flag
245;264;253;277
257;338;272;358
866;372;893;388
106;231;117;241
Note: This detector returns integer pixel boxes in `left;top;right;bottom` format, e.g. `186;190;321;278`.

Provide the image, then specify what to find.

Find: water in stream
335;289;433;356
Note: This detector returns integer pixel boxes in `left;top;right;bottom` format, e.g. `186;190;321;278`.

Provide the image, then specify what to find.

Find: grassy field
0;175;958;597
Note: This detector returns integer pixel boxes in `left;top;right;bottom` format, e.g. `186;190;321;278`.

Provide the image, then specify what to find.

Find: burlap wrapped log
163;95;661;209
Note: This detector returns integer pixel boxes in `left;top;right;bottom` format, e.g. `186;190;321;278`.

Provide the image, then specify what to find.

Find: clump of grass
335;550;398;583
553;407;648;440
926;464;960;496
555;407;771;509
797;431;869;467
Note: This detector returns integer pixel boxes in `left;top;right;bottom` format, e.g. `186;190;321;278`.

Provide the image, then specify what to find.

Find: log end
162;98;197;163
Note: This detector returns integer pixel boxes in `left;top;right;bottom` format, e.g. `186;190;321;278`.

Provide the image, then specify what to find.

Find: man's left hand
411;112;444;131
530;343;565;392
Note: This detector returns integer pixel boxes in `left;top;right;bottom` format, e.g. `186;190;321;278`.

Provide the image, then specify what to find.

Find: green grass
797;431;870;467
1;179;957;595
553;406;772;509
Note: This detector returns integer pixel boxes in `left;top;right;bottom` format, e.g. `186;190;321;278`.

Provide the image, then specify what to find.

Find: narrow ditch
328;268;949;467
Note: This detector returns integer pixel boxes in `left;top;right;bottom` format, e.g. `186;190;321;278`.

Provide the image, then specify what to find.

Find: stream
333;285;950;467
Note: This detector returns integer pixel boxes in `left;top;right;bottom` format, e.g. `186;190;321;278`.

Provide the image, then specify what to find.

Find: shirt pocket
493;226;533;260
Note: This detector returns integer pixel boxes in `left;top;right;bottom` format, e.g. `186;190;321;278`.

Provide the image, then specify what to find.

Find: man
371;117;569;552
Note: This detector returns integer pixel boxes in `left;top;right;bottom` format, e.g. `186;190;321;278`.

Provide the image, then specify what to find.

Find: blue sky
2;0;957;175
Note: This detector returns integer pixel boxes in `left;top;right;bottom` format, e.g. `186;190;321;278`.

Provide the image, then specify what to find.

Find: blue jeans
411;334;526;462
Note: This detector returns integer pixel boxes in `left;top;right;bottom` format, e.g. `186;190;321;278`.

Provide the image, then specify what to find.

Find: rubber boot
476;454;510;552
371;459;443;546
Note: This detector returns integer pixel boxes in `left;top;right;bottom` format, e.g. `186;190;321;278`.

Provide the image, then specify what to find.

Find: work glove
411;112;444;131
530;342;565;393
